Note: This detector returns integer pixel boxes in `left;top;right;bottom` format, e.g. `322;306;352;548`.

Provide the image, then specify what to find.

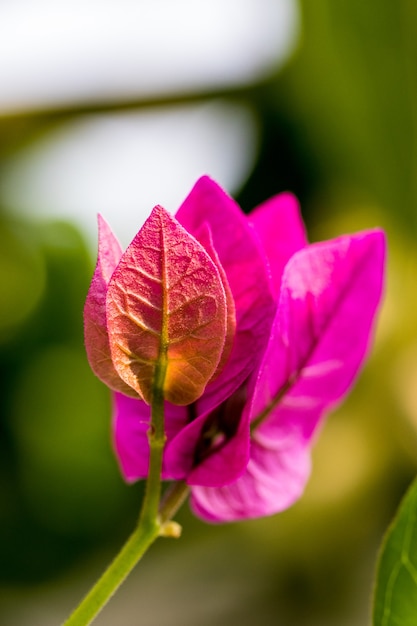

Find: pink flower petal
190;434;310;522
112;393;150;482
113;393;188;482
194;222;236;381
191;229;386;521
176;176;275;414
248;192;308;297
84;215;136;396
252;230;386;422
164;387;250;487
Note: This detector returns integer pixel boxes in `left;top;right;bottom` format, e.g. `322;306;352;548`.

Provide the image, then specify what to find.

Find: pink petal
195;223;236;381
106;205;228;405
191;229;386;521
248;192;308;297
112;393;150;481
84;215;136;396
113;393;188;482
190;434;310;522
176;176;275;414
164;389;250;487
251;229;386;438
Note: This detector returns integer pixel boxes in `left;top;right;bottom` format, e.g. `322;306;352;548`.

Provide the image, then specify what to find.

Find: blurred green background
1;1;417;624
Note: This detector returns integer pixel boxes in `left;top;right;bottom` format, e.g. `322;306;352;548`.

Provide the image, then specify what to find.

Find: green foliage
0;219;45;343
373;477;417;625
0;217;135;583
280;0;417;229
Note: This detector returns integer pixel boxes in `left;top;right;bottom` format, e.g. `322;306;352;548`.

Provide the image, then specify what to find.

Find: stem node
160;520;182;538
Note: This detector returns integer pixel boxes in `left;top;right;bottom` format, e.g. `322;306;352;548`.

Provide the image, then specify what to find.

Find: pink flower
84;176;386;522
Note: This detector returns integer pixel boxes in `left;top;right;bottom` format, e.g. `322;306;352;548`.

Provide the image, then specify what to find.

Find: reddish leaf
106;205;228;405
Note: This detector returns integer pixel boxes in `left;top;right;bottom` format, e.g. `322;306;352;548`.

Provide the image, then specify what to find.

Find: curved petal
195;222;236;381
248;192;307;297
190;433;310;522
251;229;386;433
164;391;250;487
176;176;275;414
84;215;136;396
112;393;151;482
113;393;188;481
191;229;386;521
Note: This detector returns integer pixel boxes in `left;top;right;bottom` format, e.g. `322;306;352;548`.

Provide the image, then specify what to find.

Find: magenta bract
84;215;135;397
84;176;386;522
191;230;386;521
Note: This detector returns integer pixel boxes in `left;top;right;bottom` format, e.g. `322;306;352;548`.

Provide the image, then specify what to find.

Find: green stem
64;225;192;624
159;481;190;524
63;449;189;625
139;366;166;532
63;521;161;626
64;216;198;626
63;361;182;625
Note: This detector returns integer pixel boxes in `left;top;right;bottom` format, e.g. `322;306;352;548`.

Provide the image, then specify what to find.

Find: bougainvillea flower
190;230;385;521
86;176;277;488
84;176;386;522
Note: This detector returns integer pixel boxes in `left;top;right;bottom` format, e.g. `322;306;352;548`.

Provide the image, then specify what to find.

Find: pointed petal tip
149;203;166;215
194;174;218;186
342;226;386;250
366;227;387;252
272;190;300;207
96;212;106;226
188;175;228;197
349;227;387;278
97;212;116;239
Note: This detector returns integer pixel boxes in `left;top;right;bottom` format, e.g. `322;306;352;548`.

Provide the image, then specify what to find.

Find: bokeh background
1;1;417;624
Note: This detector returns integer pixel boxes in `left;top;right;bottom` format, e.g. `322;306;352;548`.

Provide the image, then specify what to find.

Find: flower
84;176;386;522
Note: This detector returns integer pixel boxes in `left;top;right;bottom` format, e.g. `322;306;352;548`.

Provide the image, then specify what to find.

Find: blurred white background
0;0;299;245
